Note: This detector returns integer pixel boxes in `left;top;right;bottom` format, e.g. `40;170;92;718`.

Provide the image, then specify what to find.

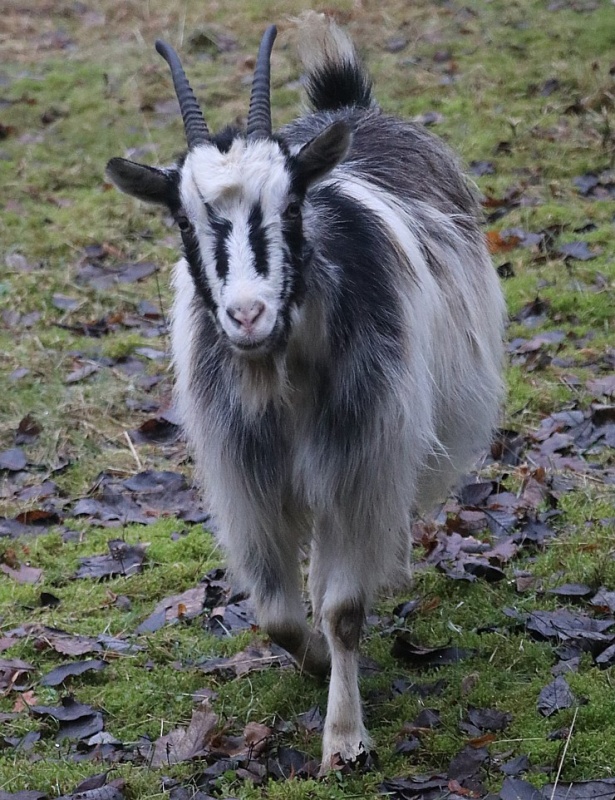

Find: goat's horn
155;39;210;149
246;25;277;139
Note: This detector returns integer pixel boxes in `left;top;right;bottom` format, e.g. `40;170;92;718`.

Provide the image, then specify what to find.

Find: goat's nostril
226;301;266;329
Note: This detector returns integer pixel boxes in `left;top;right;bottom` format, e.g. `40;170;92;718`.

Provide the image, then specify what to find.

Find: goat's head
107;26;351;356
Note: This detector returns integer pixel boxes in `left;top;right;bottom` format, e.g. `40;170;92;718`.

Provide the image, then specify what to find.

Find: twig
124;430;143;472
549;705;578;800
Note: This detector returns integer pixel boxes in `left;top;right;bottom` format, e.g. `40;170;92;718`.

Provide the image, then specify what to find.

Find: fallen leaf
141;705;217;767
64;362;99;384
30;696;105;742
0;448;27;471
586;375;615;399
499;777;544;800
392;599;421;619
447;744;488;784
486;230;521;254
590;587;615;614
295;705;324;733
206;598;257;636
547;583;594;599
500;754;531;776
545;779;615;800
0;563;43;584
135;586;207;634
391;635;475;668
0;658;35;692
8;623;103;656
267;745;320;779
74;540;148;579
378;773;449;800
557;241;598;261
513;297;550;328
198;642;293;678
40;659;108;687
128;411;181;444
15;414;42;445
537;675;576;716
469;160;495;176
51;293;81;311
407;708;441;730
465;706;512;732
526;609;614;644
12;690;38;712
394;734;422;755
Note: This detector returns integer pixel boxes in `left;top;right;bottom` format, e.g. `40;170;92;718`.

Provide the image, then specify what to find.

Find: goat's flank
106;12;505;770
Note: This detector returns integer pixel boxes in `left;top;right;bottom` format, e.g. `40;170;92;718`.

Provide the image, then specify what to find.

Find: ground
1;1;614;798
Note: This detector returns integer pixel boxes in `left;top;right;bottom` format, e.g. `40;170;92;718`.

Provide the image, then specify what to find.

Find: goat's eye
284;201;301;220
176;215;191;233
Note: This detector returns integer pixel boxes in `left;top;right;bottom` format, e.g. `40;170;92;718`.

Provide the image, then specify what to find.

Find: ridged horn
155;39;210;149
246;25;277;139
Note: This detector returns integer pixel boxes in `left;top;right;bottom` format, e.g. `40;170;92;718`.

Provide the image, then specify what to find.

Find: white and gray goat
107;13;505;770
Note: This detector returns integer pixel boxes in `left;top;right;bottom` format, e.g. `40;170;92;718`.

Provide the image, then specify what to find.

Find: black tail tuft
305;60;373;112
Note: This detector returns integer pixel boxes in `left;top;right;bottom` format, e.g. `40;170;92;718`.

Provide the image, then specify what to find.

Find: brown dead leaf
486;230;522;253
15;414;42;444
65;362;100;384
144;705;218;767
13;689;38;712
198;643;293;678
468;733;498;747
0;657;35;692
135;585;206;634
1;562;43;584
9;623;103;657
243;721;273;757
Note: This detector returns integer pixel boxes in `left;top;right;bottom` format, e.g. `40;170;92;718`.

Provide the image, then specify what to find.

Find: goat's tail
295;12;373;112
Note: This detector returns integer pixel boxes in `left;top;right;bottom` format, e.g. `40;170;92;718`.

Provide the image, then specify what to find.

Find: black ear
105;157;177;206
294;120;352;187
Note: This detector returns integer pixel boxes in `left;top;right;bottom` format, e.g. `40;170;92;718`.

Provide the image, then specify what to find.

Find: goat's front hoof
319;737;376;776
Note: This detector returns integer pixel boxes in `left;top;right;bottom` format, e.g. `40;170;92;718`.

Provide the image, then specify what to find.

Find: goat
106;13;505;771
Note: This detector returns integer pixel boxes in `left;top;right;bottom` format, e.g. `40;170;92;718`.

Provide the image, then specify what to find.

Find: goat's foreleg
311;530;373;772
321;596;369;771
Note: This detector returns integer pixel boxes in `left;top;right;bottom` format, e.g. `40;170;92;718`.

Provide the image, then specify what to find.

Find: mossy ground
1;0;614;797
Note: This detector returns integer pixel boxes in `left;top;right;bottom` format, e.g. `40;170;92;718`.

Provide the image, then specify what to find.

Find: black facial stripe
180;227;217;313
281;214;307;309
248;204;269;277
207;208;233;281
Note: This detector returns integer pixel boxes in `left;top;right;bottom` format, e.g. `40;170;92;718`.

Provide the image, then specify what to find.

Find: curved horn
246;25;277;139
155;39;210;149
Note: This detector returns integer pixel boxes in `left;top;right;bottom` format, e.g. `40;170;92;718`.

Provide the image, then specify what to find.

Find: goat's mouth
227;323;287;359
227;332;276;358
233;339;268;354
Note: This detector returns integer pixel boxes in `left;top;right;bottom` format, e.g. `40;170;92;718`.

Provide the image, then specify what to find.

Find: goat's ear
105;157;177;206
294;120;351;187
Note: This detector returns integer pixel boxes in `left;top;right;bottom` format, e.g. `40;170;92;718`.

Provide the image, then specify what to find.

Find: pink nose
226;300;266;330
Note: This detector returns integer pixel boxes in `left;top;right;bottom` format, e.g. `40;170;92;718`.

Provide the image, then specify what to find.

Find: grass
1;0;614;797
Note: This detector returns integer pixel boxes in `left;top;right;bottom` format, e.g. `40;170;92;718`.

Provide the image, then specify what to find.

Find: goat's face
106;28;350;358
179;137;304;355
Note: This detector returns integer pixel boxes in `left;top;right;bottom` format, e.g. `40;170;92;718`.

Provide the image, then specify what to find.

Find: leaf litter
2;2;615;797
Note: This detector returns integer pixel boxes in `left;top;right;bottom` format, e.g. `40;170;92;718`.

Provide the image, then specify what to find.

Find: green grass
1;0;615;796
